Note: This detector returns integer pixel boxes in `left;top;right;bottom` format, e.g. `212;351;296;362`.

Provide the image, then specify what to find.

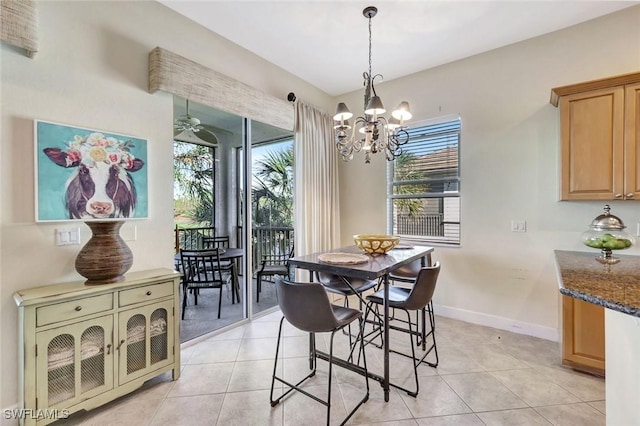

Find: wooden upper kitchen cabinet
551;72;640;201
561;295;605;376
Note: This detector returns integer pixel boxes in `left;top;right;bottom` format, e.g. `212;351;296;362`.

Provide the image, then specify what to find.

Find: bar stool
389;256;436;345
316;272;378;309
270;277;370;426
364;262;441;397
316;272;379;347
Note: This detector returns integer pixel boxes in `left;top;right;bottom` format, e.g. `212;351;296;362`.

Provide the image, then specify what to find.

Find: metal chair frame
203;236;240;303
270;278;370;426
179;248;232;320
256;244;294;302
363;262;441;397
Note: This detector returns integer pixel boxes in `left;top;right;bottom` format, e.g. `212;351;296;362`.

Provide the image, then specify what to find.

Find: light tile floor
56;311;606;425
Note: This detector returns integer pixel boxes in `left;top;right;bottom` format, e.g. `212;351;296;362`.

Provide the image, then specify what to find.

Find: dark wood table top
289;245;434;280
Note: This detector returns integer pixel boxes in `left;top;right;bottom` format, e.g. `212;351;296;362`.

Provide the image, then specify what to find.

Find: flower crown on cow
64;132;138;169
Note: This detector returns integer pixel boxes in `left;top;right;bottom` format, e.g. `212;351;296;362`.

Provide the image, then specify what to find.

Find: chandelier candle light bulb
333;6;412;163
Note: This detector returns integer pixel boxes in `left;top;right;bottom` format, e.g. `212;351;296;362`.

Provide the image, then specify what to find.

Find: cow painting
43;132;145;220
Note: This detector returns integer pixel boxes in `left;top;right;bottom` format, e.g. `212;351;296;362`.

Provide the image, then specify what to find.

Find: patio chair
256;244;294;302
180;249;233;319
203;235;240;303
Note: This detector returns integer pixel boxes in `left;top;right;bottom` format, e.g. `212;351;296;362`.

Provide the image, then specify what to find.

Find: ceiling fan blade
200;123;233;136
173;129;219;146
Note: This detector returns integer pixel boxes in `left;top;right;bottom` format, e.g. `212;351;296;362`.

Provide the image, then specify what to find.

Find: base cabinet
14;269;181;426
561;295;605;376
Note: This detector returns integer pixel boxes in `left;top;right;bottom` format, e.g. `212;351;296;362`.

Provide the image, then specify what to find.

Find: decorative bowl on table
353;234;400;255
581;204;635;265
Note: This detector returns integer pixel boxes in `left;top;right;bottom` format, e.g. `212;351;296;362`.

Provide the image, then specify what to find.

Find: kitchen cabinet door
559;86;625;200
625;82;640;201
562;295;605;376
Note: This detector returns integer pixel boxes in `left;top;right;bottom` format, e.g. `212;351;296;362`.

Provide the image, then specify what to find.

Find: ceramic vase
75;221;133;285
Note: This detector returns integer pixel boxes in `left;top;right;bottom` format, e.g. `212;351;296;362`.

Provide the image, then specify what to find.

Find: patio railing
395;213;444;236
251;226;294;271
174;225;215;253
176;225;294;272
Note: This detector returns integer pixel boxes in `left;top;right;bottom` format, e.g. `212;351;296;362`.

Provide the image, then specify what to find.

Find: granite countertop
555;250;640;317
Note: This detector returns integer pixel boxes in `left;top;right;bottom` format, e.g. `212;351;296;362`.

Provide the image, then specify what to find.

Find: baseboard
433;303;559;342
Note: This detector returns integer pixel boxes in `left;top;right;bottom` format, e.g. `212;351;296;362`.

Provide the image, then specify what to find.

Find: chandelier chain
368;15;372;80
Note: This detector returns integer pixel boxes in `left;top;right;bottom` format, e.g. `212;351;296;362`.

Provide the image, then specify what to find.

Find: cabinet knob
626;193;634;199
106;344;112;355
615;193;623;198
75;306;82;312
146;291;152;296
117;339;125;350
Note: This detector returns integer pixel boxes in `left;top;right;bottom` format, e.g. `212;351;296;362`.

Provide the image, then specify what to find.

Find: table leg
383;273;390;402
231;264;240;304
309;332;315;370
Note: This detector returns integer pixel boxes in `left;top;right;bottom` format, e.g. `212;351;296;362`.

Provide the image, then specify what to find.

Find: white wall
338;7;640;339
0;0;329;412
2;0;639;414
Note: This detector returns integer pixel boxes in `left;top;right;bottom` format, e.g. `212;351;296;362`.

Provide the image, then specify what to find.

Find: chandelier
333;6;412;164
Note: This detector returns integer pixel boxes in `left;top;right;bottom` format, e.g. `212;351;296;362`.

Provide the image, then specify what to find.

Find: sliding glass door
249;121;294;314
173;97;293;342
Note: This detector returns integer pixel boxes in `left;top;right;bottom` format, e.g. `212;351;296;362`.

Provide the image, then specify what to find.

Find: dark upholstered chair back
389;259;423;280
275;277;339;333
402;262;441;311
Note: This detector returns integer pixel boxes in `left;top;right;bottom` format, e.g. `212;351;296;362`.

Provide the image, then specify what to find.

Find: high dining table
288;244;434;401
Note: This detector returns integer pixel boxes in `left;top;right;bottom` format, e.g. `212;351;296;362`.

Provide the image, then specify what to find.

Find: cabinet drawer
119;281;173;307
36;293;114;327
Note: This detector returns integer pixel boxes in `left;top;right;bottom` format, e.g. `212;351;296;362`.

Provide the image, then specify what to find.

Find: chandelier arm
370;74;383;98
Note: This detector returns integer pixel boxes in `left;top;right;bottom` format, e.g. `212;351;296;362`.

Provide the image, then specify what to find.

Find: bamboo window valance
148;47;294;131
1;0;38;58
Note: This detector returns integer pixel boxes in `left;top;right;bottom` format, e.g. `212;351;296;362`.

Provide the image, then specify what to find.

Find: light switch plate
56;227;81;245
511;220;526;232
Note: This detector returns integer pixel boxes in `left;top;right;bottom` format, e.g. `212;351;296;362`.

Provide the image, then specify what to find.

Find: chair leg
270;317;285;405
270;320;319;408
217;287;222;319
271;319;369;425
256;273;262;303
233;265;240;303
181;284;188;320
405;309;420;397
337;318;370;425
361;301;385;350
327;330;335;425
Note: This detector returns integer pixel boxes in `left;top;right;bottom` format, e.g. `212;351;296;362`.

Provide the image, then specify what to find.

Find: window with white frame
387;116;461;245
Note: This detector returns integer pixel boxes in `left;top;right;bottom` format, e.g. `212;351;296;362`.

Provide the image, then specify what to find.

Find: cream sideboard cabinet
550;72;640;201
14;269;181;426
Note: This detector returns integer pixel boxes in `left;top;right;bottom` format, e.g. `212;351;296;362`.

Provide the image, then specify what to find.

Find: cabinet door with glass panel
117;301;174;384
36;315;114;411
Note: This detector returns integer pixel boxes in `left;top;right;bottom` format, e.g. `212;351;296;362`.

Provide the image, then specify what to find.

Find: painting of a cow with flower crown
36;121;148;221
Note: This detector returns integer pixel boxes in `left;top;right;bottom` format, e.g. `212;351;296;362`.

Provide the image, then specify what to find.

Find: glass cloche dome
581;204;635;265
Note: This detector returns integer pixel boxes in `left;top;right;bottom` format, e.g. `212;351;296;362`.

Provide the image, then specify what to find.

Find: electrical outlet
511;220;526;232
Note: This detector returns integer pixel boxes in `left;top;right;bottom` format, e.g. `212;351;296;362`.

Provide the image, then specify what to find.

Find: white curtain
293;101;340;256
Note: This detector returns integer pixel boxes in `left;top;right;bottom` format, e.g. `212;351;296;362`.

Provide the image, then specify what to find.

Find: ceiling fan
173;99;226;146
